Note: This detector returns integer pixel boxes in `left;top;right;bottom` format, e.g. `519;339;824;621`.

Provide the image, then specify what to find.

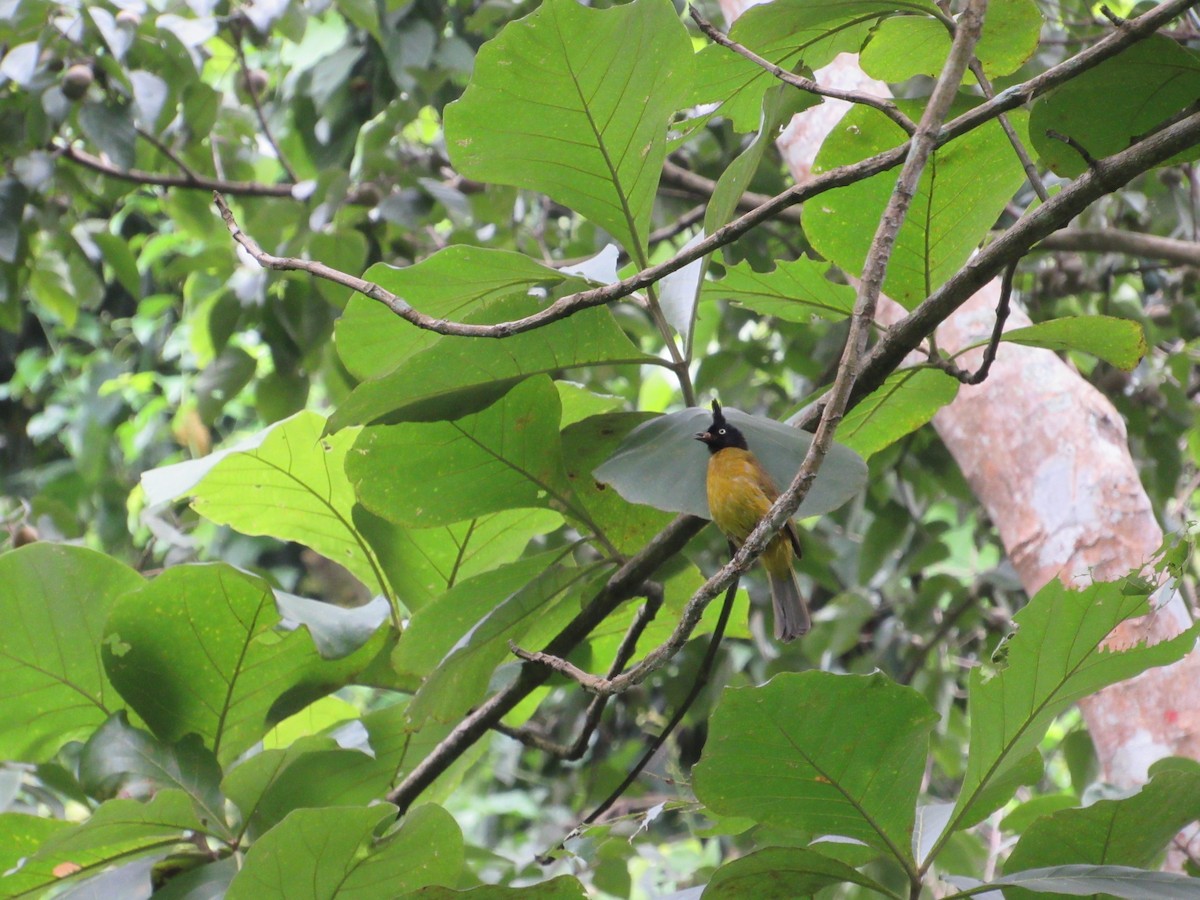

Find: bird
694;400;810;641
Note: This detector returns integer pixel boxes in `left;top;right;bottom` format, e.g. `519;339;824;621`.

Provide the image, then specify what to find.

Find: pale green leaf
1002;315;1147;371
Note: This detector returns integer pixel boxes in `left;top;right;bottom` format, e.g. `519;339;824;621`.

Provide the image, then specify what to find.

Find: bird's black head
695;400;748;454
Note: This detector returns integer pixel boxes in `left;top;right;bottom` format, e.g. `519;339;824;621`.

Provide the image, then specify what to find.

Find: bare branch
56;142;296;197
967;60;1050;202
1035;228;1200;266
689;6;918;136
232;33;298;183
660;161;803;224
928;261;1017;385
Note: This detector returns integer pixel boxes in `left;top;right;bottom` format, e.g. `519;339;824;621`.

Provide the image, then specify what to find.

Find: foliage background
1;0;1199;896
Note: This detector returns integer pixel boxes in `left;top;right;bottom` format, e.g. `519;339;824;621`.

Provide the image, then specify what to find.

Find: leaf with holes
102;564;384;764
0;545;143;762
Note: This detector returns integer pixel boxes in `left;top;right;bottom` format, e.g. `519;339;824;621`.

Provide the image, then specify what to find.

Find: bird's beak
694;431;710;442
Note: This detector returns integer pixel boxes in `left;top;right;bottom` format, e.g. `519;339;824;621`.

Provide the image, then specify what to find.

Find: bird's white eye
718;428;726;435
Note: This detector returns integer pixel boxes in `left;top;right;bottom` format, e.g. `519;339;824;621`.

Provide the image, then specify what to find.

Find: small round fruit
61;64;94;100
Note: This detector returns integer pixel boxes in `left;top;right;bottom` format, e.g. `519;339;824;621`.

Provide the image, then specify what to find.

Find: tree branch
57;142;296;197
835;109;1200;421
688;6;918;136
232;33;297;183
1036;227;1200;266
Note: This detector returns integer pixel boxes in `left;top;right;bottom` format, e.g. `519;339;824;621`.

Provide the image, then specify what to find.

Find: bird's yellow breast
706;448;776;543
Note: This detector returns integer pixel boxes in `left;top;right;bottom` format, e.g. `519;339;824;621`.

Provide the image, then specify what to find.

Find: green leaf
0;814;73;894
406;561;602;726
706;257;855;323
837;368;959;459
691;0;939;131
102;563;379;764
226;804;463;899
92;232;141;299
355;506;563;614
0;177;28;265
974;0;1042;77
1002;315;1147;371
693;672;937;865
1002;759;1200;896
186;411;392;597
561;412;675;555
703;846;892;898
10;791;210;899
1031;37;1200;177
400;876;587;899
330;295;649;428
0;545;143;761
391;552;567;685
804;103;1028;309
593;405;867;520
948;865;1200;899
348;376;573;528
78;713;228;839
335;248;591;382
861;16;950;81
949;580;1200;834
224;742;394;841
78;101;137;171
444;0;693;257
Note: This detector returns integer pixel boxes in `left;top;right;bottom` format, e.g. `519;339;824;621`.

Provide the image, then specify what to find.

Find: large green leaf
226;804;462;899
78;712;228;839
443;0;693;256
180;411;392;597
348;377;575;529
102;564;382;764
693;672;937;865
593;405;867;520
0;814;72;897
391;552;566;685
401;877;587;899
405;561;603;726
836;368;959;459
703;847;891;898
6;791;211;899
691;0;938;131
0;545;143;761
705;257;855;323
804;103;1028;309
561;412;675;555
1030;37;1200;177
948;580;1200;835
331;294;649;428
948;865;1200;899
861;0;1040;82
223;739;394;841
1002;315;1147;371
335;247;593;382
1002;759;1200;897
355;505;563;614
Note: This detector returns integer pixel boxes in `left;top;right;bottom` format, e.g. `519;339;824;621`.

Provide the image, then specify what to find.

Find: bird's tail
768;568;811;642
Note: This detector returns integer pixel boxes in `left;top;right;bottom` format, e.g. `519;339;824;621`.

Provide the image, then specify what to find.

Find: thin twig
1046;129;1102;170
689;6;917;136
135;128;202;181
660;161;804;224
928;261;1017;385
647;204;708;247
56;142;295;196
232;34;297;182
498;583;665;759
537;566;739;863
967;61;1050;202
